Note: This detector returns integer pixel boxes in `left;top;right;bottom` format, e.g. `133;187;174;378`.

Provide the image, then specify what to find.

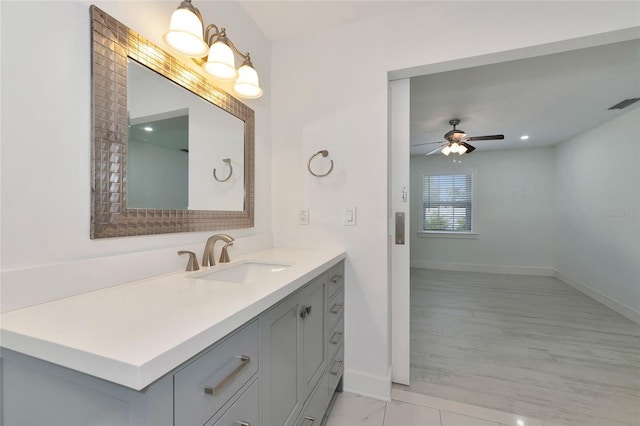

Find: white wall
555;107;640;317
0;1;272;311
410;148;556;274
270;1;639;399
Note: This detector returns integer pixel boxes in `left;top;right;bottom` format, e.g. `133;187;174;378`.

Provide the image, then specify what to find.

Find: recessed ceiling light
517;419;525;426
520;135;529;140
144;126;153;132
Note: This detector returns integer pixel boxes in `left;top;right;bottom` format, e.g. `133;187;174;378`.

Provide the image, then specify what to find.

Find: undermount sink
191;261;291;284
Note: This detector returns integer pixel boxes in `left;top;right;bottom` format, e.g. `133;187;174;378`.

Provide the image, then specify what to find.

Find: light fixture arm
204;25;252;62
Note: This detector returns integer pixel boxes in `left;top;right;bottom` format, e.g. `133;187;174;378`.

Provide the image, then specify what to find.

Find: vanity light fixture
163;0;263;99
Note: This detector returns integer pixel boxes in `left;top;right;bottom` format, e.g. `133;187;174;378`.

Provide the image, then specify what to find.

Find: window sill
417;231;479;239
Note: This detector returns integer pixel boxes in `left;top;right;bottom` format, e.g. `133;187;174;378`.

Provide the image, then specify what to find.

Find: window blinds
423;174;472;232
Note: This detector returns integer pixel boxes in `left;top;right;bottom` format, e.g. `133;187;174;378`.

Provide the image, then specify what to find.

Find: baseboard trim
343;367;391;402
411;261;555;276
554;270;640;325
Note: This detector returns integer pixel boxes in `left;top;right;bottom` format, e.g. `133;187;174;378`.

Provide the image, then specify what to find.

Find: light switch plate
344;207;357;226
298;208;309;225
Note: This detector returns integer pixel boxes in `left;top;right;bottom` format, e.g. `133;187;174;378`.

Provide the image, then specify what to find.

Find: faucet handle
178;251;200;271
219;242;234;264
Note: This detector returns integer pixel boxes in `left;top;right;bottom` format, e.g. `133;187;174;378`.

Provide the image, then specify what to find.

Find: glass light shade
458;144;468;155
203;41;238;80
452;131;466;140
441;145;451;156
450;142;460;153
163;8;208;58
234;64;263;99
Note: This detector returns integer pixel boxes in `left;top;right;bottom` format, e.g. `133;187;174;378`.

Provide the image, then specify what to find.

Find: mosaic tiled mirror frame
90;6;255;239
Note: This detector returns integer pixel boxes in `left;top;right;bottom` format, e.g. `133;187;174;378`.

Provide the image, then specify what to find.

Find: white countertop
0;247;345;390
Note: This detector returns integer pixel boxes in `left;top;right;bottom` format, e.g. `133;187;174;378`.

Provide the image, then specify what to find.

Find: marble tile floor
325;389;546;426
405;269;640;426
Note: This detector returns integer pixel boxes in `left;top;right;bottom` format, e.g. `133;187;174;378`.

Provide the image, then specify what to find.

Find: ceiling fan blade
425;145;444;156
466;134;504;142
461;142;476;153
411;140;445;147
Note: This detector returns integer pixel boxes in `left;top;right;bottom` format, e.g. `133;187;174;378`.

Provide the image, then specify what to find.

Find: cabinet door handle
235;422;250;426
330;331;343;345
300;305;312;319
330;303;343;314
204;355;250;396
329;359;343;375
303;416;316;425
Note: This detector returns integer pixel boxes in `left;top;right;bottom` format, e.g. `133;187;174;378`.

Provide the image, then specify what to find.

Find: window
423;174;473;232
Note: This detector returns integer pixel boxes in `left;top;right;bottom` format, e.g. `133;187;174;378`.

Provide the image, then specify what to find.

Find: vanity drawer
327;290;344;330
296;373;330;426
209;379;259;426
327;344;344;394
328;317;344;362
174;321;259;426
326;263;344;299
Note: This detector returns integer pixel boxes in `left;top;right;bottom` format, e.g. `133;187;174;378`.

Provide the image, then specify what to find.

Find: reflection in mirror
126;60;245;211
128;111;189;209
90;6;254;239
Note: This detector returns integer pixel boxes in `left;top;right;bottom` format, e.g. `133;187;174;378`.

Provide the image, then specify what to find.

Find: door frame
387;27;640;385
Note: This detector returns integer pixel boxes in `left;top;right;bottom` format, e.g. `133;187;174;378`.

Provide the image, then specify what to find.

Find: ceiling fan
413;119;504;156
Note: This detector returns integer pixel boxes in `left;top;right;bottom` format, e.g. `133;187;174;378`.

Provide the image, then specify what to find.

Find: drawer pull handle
330;359;343;375
300;305;312;319
330;303;343;314
330;275;343;283
303;416;316;425
204;355;250;396
235;422;250;426
330;331;343;344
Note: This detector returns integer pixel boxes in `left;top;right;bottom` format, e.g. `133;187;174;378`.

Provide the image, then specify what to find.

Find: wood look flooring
403;269;640;426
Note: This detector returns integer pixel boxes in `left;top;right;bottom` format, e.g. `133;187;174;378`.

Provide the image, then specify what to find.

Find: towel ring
307;150;334;177
213;158;233;182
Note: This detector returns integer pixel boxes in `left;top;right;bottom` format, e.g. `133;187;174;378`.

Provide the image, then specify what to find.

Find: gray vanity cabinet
174;320;259;426
300;275;328;399
0;260;345;426
259;273;326;426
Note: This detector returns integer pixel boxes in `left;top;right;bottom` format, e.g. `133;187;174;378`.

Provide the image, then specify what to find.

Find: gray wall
555;107;640;314
411;147;556;273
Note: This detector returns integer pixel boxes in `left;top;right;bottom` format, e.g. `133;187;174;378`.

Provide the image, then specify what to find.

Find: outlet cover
298;208;309;225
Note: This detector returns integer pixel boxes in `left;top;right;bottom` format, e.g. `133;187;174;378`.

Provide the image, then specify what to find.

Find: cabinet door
300;275;327;400
260;293;303;426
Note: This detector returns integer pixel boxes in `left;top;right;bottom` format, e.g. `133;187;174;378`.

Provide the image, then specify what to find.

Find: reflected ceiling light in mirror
520;135;529;140
164;0;263;98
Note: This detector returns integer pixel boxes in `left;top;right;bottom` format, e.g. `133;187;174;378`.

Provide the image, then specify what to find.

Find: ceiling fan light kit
416;119;504;157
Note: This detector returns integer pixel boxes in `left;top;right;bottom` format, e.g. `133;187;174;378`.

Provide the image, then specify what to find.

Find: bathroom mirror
90;6;254;239
127;60;245;211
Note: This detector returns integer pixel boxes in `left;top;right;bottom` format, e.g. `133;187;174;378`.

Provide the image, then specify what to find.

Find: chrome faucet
202;234;235;267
